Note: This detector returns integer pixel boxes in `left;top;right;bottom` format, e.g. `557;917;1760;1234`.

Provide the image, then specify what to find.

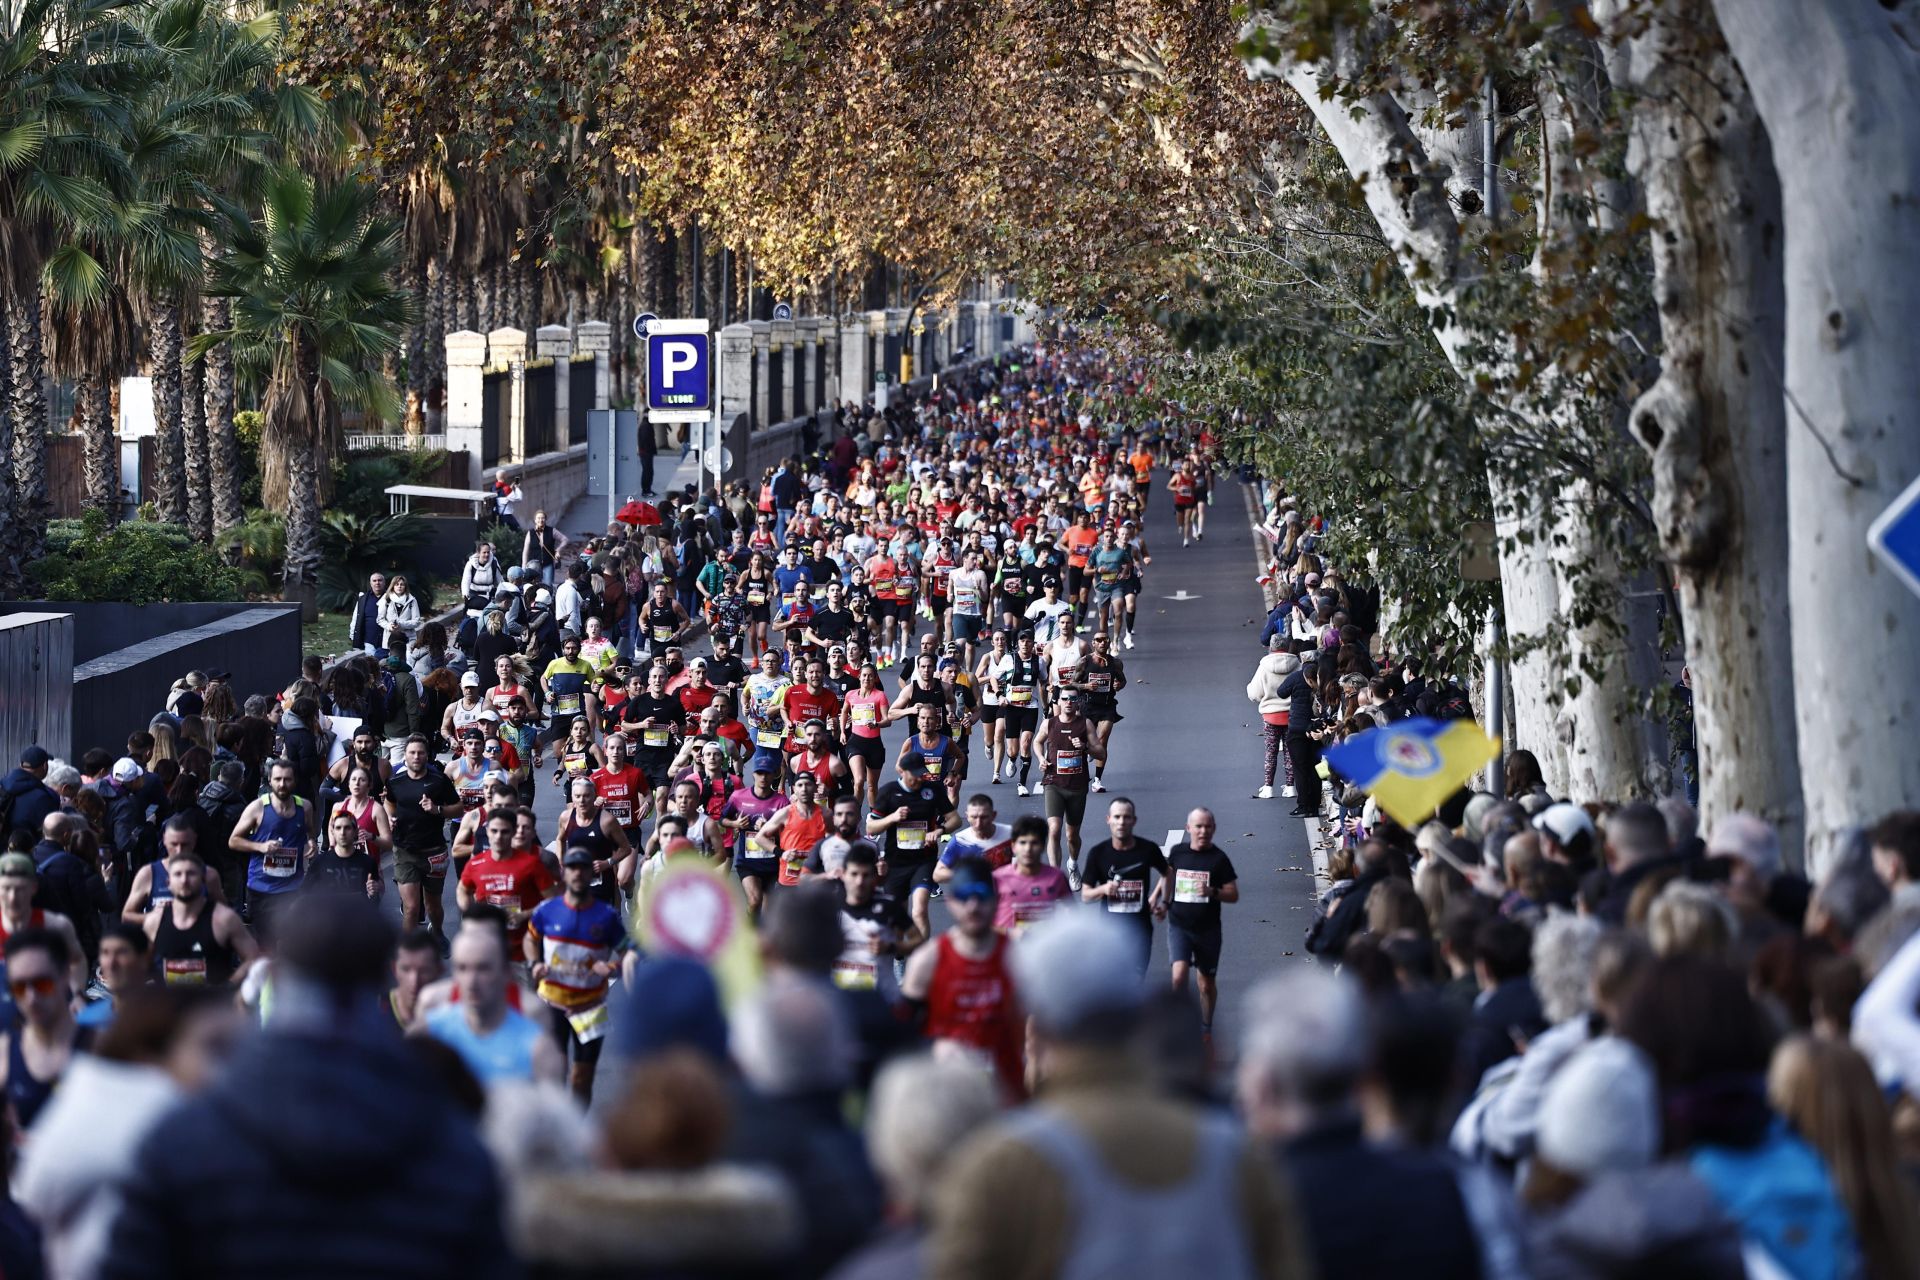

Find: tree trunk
77;373;118;522
149;296;187;525
283;420;321;621
1492;481;1574;794
405;256;429;437
476;264;496;337
182;320;211;541
457;269;477;334
0;299;18;592
1605;0;1802;851
8;290;50;563
1712;0;1920;876
202;296;243;534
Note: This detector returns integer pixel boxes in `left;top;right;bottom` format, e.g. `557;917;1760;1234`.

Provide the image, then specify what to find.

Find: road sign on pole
772;302;792;321
645;319;711;423
633;312;659;341
1869;472;1920;599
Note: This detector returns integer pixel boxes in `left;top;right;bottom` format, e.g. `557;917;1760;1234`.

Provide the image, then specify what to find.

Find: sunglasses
8;976;56;1000
948;884;995;904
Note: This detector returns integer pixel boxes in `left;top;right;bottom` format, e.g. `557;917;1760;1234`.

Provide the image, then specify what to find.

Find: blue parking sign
646;326;711;417
1870;472;1920;600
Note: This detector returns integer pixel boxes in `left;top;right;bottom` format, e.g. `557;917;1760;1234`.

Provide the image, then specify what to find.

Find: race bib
427;850;450;876
1056;751;1084;775
1088;672;1112;693
1106;878;1144;913
1008;686;1034;706
925;757;944;776
567;1003;610;1044
162;956;208;985
852;704;877;727
263;848;300;878
832;957;878;991
483;890;517;909
748;588;767;605
1174;868;1211;904
755;728;785;749
643;727;671;748
606;800;632;825
652;625;674;642
461;787;485;811
555;693;582;714
895;822;928;851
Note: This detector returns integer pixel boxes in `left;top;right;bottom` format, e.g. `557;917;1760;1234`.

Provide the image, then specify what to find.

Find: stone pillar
536;324;570;457
749;320;772;429
720;322;754;430
769;317;797;422
575;320;611;411
816;318;838;409
487;327;528;462
445;330;488;488
838;317;867;409
975;302;998;359
864;310;889;405
795;317;819;415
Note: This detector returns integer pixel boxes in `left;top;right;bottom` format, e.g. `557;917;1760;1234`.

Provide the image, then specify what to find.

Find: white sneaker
1196;530;1203;540
1182;536;1190;548
1123;633;1135;649
1065;860;1081;891
1282;784;1296;798
1017;783;1030;797
1090;778;1106;793
1256;785;1273;800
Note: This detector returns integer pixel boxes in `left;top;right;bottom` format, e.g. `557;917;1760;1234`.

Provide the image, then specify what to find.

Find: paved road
422;473;1318;1051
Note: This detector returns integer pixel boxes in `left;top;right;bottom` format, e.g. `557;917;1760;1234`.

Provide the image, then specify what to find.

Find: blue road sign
646;329;711;415
772;302;792;321
1870;472;1920;600
633;312;659;340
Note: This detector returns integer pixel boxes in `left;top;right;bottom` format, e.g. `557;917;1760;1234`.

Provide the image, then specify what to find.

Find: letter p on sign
646;326;711;415
660;341;698;386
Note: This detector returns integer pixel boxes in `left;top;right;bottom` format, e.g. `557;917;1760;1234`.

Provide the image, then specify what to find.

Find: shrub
317;511;437;610
30;511;248;603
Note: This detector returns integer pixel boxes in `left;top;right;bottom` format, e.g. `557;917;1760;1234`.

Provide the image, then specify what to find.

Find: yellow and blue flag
1322;717;1500;829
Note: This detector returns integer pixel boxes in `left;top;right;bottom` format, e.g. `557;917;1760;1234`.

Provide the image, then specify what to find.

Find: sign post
644;318;714;501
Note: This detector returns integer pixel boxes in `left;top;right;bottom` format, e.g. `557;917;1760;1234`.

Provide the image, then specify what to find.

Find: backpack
1420;682;1473;722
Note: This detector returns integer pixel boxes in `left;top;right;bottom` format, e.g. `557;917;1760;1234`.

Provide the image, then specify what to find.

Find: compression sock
1019;755;1032;788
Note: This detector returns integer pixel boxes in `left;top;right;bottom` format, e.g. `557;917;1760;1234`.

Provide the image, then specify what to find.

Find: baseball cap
899;755;930;776
0;853;35;879
110;757;143;785
460;727;486;743
18;746;49;769
561;846;595;869
460;670;481;688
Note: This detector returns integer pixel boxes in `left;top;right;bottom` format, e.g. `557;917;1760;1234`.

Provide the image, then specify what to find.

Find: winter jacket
376;592;422;643
1463;978;1549;1093
29;839;109;960
277;712;324;804
725;1086;882;1280
17;1056;180;1280
347;590;383;648
98;1020;516;1280
379;669;424;740
1274;669;1317;735
194;780;250;852
1689;1121;1859;1280
1246;652;1302;716
472;629;518;691
513;1166;799;1280
1527;1164;1748;1280
1281;1116;1504;1280
0;769;59;845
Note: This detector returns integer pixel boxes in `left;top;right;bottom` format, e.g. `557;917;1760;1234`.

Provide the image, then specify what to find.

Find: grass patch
303;609;356;662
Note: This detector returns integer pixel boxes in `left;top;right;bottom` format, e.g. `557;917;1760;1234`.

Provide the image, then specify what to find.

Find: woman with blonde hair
1768;1035;1920;1280
146;720;179;765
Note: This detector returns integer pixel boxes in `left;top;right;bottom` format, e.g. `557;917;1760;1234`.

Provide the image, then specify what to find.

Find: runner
999;630;1048;796
867;755;959;944
1079;631;1127;793
0;929;92;1131
553;776;634;905
935;793;1015;880
1165;806;1238;1043
721;762;790;919
973;629;1012;783
525;847;626;1103
387;930;444;1029
384;734;462;945
619;664;686;818
308;810;383;899
991;815;1072;936
899;857;1025;1099
550;713;606;790
752;770;829;891
541;630;597;742
1169;459;1200;546
425;923;561;1085
1080;796;1167;978
638;579;692;662
947;548;990;669
590;733;652;861
225;759;311;943
456;807;560;955
142;844;258;986
1039;688;1103;889
833;842;919;999
120;816;229;923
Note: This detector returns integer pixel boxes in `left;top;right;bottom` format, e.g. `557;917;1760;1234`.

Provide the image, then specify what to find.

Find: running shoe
1282;785;1296;798
1017;783;1030;797
1123;633;1135;649
1065;859;1081;891
1255;784;1273;800
1090;778;1106;793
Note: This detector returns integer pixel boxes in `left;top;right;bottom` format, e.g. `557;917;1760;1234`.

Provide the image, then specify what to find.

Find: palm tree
194;168;409;616
0;0;141;565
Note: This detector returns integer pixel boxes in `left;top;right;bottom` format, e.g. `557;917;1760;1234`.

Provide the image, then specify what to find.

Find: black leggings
1287;734;1321;810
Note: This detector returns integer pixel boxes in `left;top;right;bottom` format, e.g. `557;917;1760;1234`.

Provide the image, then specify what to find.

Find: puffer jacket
1528;1164;1747;1280
1246;651;1302;716
99;1022;514;1280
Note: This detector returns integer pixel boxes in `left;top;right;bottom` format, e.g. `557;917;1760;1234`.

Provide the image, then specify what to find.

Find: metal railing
345;433;448;452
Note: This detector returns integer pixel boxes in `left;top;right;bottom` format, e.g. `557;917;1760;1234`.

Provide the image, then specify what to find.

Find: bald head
1185;808;1216;850
40;812;71;845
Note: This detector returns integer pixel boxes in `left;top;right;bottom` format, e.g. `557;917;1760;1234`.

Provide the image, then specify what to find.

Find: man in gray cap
926;911;1313;1280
